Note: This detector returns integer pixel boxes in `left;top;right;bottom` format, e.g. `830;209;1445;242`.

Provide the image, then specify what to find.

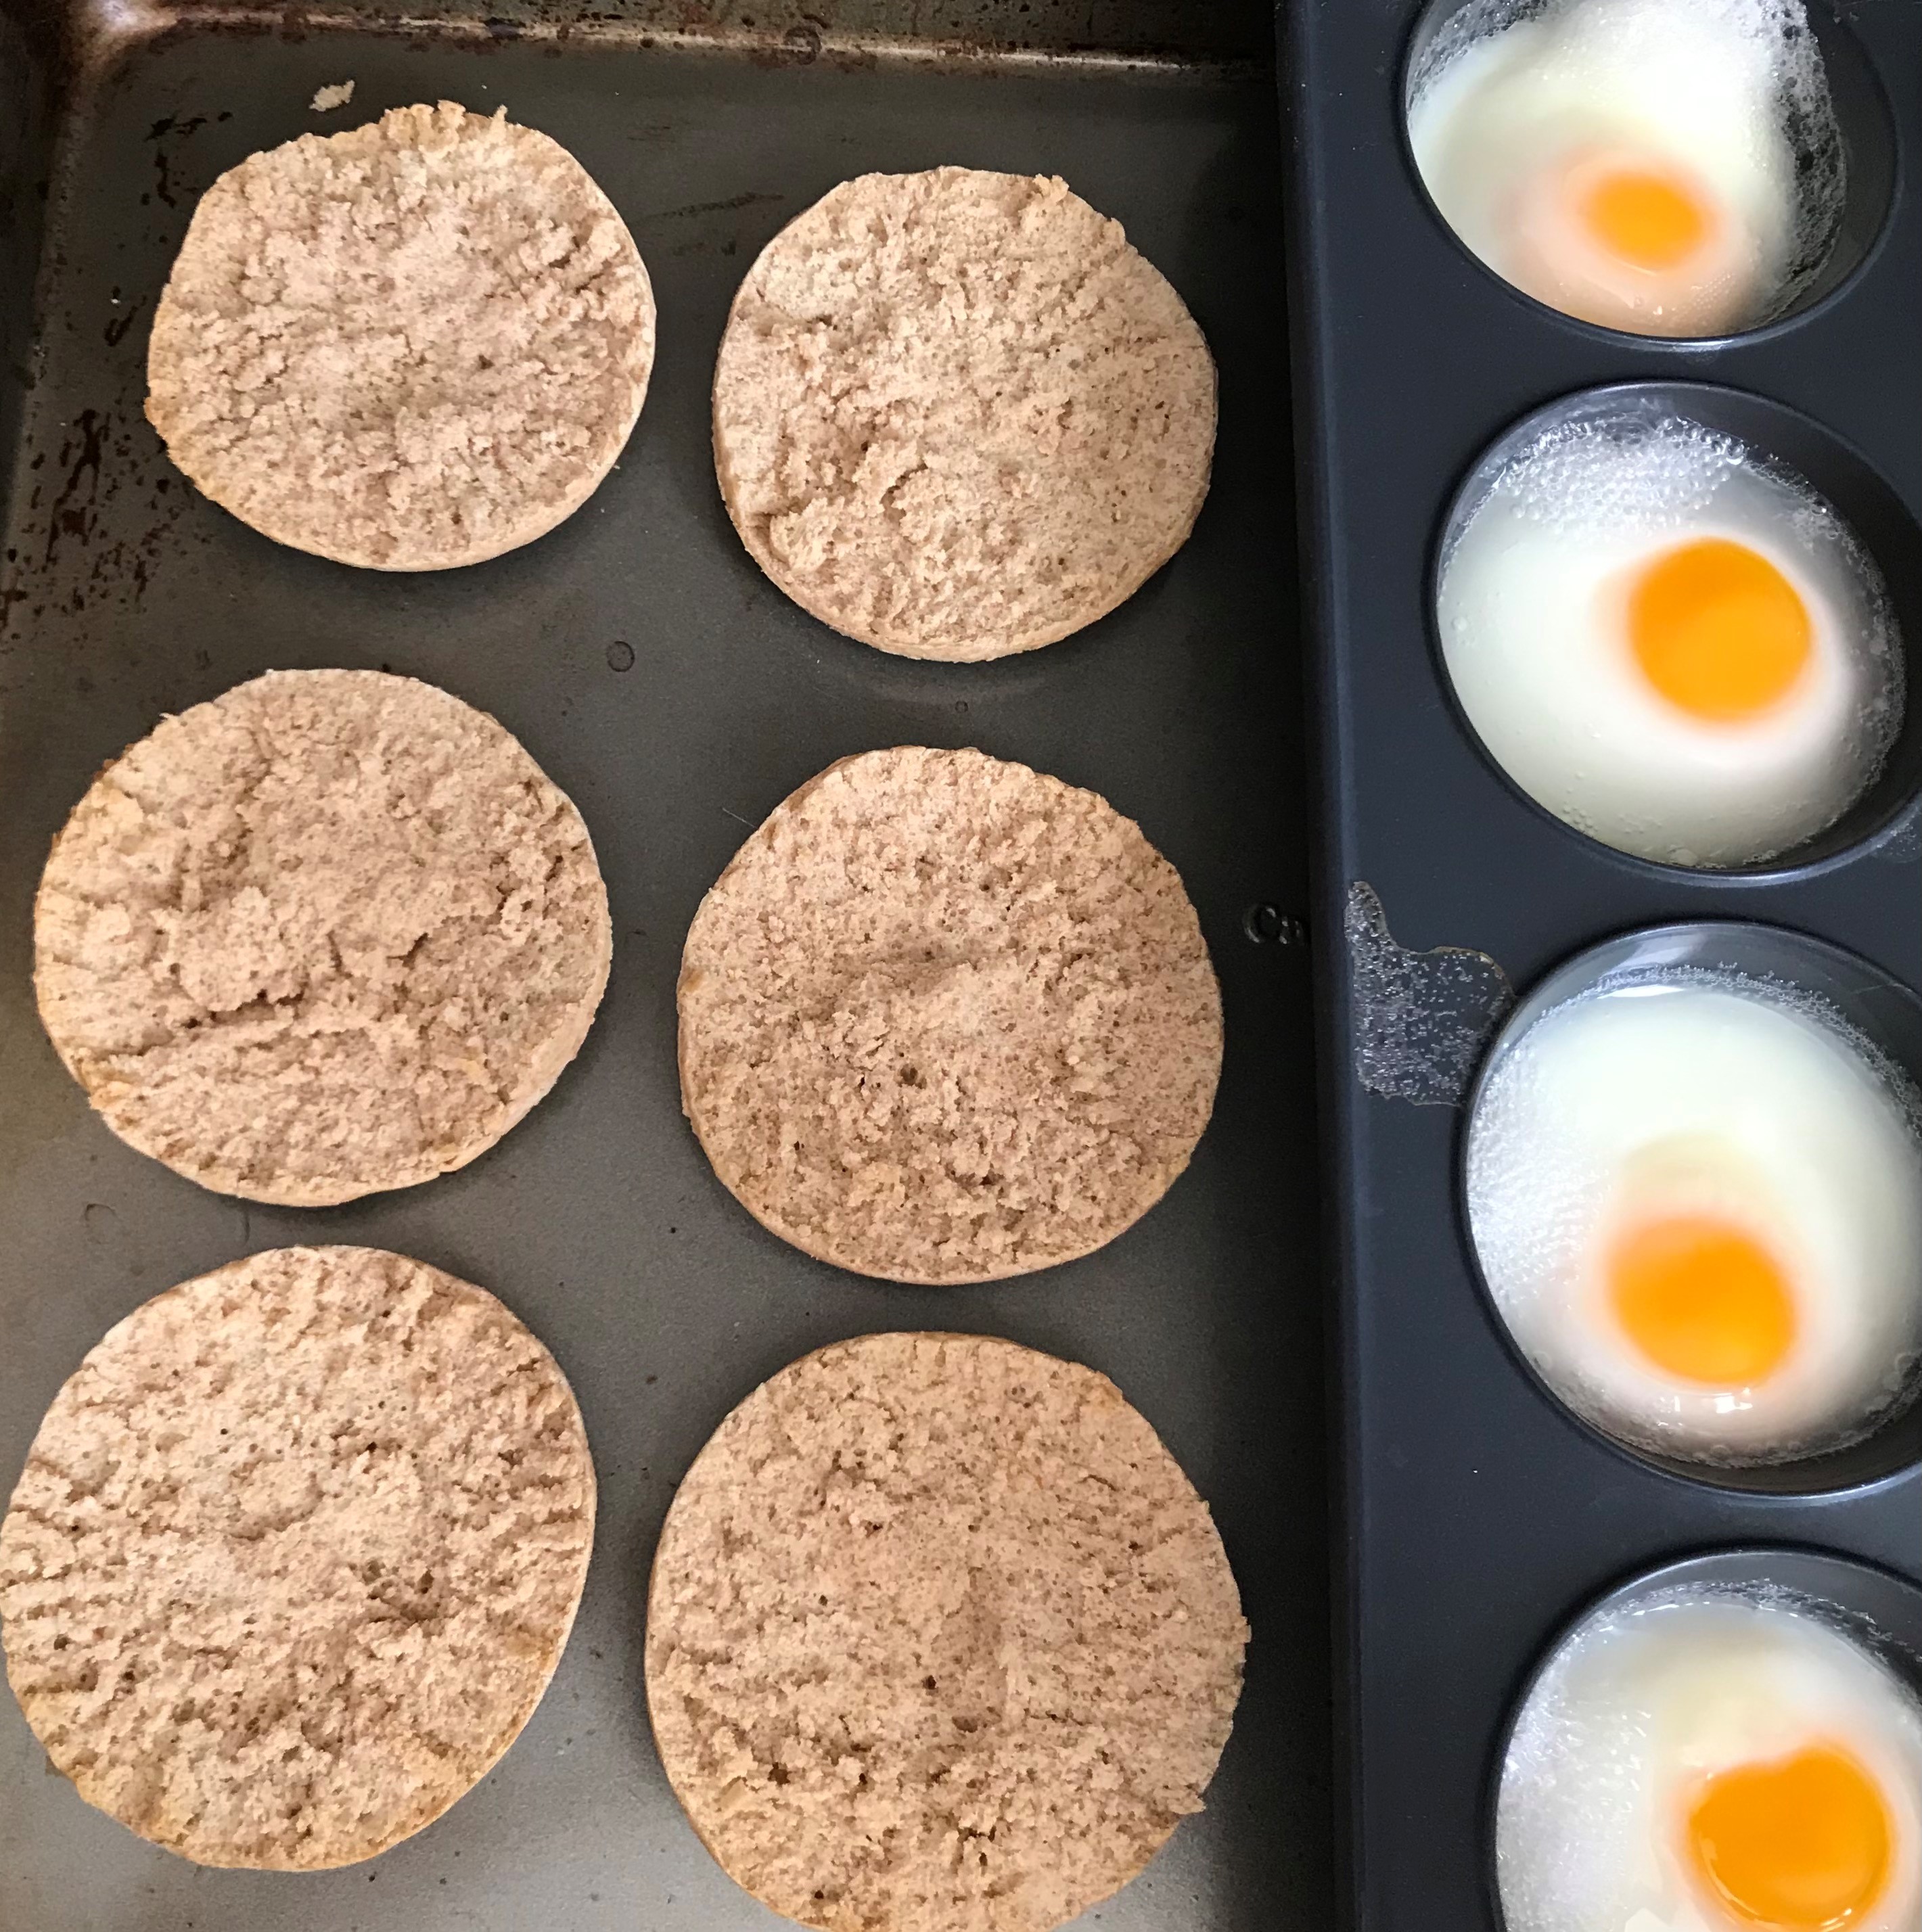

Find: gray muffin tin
1287;1;1922;1929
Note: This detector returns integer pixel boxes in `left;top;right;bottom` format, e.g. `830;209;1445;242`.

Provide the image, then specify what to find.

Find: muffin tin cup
1460;919;1922;1498
1287;1;1922;1927
1484;1546;1922;1932
1432;382;1922;879
1400;0;1900;346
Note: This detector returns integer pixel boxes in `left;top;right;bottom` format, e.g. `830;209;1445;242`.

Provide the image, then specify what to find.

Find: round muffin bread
646;1331;1247;1932
146;101;655;570
712;166;1216;661
677;747;1222;1284
34;668;612;1206
0;1246;595;1868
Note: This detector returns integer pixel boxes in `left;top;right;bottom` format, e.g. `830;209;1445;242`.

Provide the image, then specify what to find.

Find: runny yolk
1688;1744;1894;1930
1628;538;1813;722
1607;1214;1798;1386
1580;163;1713;271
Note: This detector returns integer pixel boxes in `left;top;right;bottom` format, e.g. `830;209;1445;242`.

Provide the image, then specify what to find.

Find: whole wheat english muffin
34;668;612;1205
146;101;655;570
712;166;1216;660
677;747;1222;1284
0;1246;595;1868
646;1331;1247;1932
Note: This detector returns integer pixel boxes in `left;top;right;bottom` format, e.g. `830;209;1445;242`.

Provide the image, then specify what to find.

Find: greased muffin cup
1487;1548;1922;1932
1462;920;1922;1496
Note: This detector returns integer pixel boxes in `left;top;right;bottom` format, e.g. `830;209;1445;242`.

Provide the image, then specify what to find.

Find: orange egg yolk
1607;1214;1798;1386
1580;162;1714;271
1689;1744;1894;1930
1628;538;1814;722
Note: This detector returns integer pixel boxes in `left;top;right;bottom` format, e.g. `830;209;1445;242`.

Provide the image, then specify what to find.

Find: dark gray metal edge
1277;3;1363;1929
37;0;1276;77
0;3;60;554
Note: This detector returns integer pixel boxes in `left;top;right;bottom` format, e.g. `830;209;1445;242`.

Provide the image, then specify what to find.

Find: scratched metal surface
0;12;1327;1931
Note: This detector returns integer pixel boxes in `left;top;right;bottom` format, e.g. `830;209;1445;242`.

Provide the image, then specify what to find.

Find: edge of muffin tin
1283;2;1922;1928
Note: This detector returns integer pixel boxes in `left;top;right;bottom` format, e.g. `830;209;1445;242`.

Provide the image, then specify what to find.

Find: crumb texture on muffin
677;746;1222;1283
34;669;612;1204
146;101;655;570
646;1331;1247;1932
0;1246;596;1868
714;166;1216;660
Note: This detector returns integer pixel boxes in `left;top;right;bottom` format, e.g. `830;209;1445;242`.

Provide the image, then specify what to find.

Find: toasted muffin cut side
34;669;612;1204
677;746;1222;1283
147;101;655;570
646;1331;1247;1932
714;166;1216;660
0;1245;596;1868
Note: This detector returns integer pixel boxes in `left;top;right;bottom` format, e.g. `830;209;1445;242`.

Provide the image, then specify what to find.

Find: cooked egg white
1409;0;1844;337
1466;970;1922;1463
1498;1585;1922;1932
1438;410;1901;869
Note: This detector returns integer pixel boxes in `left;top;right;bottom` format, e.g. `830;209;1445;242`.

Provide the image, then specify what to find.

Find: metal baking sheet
0;4;1328;1929
1285;2;1922;1928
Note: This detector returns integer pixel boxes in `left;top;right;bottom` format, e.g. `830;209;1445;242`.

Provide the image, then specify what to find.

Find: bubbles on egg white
1498;1582;1922;1932
1409;0;1846;333
1466;965;1922;1466
1464;415;1739;538
1438;407;1903;869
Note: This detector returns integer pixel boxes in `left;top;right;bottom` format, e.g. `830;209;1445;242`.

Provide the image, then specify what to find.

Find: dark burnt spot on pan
144;113;208;210
42;406;106;569
204;3;1268;76
653;188;785;220
103;290;144;348
1;401;205;649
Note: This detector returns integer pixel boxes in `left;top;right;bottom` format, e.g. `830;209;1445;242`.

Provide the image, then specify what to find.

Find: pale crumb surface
147;101;655;570
0;1246;596;1869
34;668;612;1205
677;747;1222;1284
714;166;1216;661
310;81;356;113
647;1331;1247;1932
